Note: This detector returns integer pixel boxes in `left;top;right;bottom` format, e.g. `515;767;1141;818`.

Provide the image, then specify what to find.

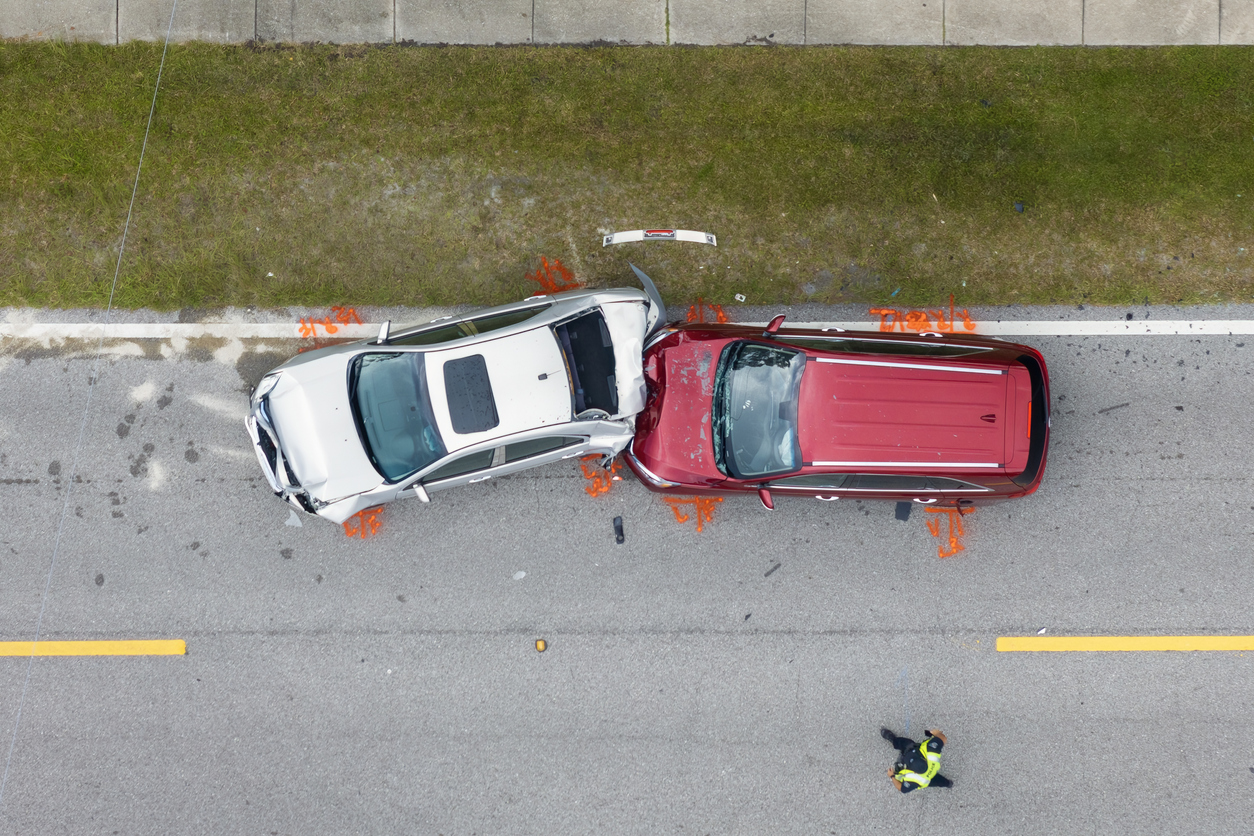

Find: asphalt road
1;306;1252;834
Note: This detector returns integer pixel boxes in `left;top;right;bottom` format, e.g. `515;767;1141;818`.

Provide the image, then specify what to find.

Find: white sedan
246;282;664;523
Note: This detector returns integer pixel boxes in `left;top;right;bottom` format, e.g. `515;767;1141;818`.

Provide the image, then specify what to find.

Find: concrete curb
4;1;1253;46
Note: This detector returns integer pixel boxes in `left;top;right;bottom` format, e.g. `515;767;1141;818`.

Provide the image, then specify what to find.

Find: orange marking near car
527;256;584;294
686;298;728;324
331;306;363;326
580;455;622;497
298;316;340;338
924;506;973;558
870;295;977;334
663;496;723;532
342;507;383;539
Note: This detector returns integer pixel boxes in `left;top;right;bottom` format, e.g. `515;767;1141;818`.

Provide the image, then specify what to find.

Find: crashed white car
246;280;665;523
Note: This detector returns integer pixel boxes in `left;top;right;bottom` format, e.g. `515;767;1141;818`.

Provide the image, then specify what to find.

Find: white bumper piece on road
602;229;717;247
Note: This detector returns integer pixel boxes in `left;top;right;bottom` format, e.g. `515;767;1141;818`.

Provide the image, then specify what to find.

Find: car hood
798;359;1010;466
632;335;732;484
601;300;649;418
265;354;383;502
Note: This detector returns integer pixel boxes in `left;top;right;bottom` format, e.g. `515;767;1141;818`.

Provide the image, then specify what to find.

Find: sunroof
443;354;500;434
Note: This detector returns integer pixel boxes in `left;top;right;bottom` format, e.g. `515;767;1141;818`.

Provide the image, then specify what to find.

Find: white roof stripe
813;357;1005;375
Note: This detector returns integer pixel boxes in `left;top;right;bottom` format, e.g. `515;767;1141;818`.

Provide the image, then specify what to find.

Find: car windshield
712;341;806;479
349;352;447;482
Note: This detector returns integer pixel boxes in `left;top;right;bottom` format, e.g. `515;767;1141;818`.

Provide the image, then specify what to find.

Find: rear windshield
554;310;618;415
713;341;806;479
349;352;447;482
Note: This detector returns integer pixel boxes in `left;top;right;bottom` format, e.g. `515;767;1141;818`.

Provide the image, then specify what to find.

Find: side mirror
376;320;391;344
763;314;786;337
629;262;668;338
758;488;774;511
410;483;430;503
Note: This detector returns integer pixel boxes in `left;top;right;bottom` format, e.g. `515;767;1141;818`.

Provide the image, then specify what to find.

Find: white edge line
2;321;1254;340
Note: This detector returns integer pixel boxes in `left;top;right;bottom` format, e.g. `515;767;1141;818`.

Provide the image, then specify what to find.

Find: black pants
886;734;952;788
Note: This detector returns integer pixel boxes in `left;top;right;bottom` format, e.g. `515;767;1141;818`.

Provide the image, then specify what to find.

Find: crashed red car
623;318;1050;510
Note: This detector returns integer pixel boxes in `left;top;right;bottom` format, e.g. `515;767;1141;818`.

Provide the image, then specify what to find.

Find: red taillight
1027;402;1032;439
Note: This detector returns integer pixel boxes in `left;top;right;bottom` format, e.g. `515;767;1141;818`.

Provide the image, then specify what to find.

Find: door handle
816;495;840;502
912;497;939;504
468;475;492;483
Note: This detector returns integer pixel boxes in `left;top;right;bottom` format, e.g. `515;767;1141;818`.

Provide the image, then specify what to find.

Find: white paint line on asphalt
787;321;1254;335
1;320;1253;340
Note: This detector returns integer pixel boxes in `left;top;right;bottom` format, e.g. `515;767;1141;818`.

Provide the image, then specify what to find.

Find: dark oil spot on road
237;351;289;393
184;448;200;463
188;541;200;550
124;414;136;425
112;510;124;518
14;344;70;365
157;394;173;409
116;423;131;439
129;454;148;478
397;594;407;603
75;506;83;517
315;574;323;584
281;548;293;560
47;461;61;476
142;443;154;454
95;573;104;586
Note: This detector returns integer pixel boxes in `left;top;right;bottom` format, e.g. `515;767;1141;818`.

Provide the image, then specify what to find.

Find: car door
413;446;499;495
765;473;853;502
404;435;589;499
843;474;945;505
496;434;589;476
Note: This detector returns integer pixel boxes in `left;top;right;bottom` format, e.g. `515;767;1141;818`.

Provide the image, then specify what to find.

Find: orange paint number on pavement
342;507;383;539
664;496;723;532
925;506;973;558
870;295;976;334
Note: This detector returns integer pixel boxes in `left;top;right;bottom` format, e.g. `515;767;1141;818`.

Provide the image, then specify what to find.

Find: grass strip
0;42;1251;310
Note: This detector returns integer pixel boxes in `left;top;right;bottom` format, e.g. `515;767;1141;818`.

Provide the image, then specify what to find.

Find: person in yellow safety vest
881;727;953;792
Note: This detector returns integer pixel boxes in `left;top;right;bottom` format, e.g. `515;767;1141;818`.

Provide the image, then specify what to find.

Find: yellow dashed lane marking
998;635;1254;652
0;640;185;656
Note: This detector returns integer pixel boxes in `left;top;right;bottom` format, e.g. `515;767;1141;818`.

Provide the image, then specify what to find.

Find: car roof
425;326;573;454
796;356;1012;469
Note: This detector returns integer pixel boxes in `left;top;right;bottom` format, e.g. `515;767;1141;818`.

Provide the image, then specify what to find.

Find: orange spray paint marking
870;295;976;333
663;496;723;532
527;257;584;294
331;306;363;326
686;298;728;324
342;507;383;539
579;455;622;497
298;316;340;338
924;506;973;558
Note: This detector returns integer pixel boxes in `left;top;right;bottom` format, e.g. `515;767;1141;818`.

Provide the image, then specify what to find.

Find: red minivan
623;318;1050;511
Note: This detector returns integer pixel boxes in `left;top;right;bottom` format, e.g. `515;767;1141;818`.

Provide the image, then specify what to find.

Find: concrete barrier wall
4;0;1253;45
